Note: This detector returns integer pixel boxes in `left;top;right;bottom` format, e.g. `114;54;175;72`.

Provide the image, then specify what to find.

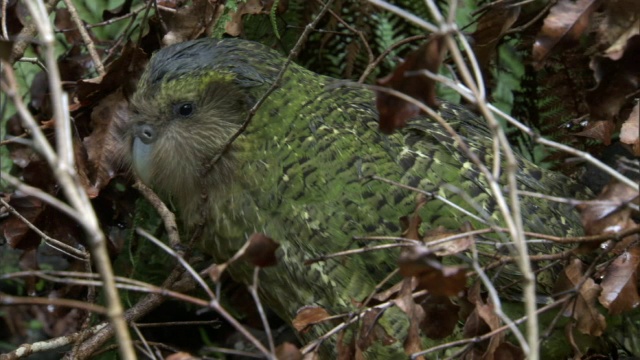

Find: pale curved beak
132;123;156;185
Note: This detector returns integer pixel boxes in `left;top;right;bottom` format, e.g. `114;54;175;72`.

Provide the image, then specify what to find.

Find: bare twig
136;228;215;300
7;1;134;358
0;173;79;227
60;0;105;76
411;296;571;358
135;229;274;359
134;180;181;248
414;68;638;191
202;0;336;175
0;294;106;315
366;0;538;355
358;34;429;83
0;198;89;260
249;267;275;354
8;0;59;63
1;0;8;39
0;323;108;360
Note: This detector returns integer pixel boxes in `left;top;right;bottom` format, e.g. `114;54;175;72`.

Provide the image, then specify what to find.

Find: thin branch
0;198;89;260
0;323;108;360
0;172;81;224
202;0;336;175
411;296;571;358
135;228;215;300
134;180;180;248
8;0;59;63
15;1;134;358
358;34;429;83
60;0;105;76
0;294;106;315
249;267;275;354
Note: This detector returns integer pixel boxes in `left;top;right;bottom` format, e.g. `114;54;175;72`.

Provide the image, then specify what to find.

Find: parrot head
126;39;266;208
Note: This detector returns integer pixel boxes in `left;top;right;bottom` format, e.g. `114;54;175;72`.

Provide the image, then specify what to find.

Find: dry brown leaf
165;352;200;360
241;233;280;267
357;309;397;354
474;300;502;358
398;245;467;296
207;262;228;283
553;259;606;336
76;42;147;105
207;232;279;282
2;192;44;250
337;330;356;360
620;103;640;155
533;0;601;68
157;0;182;8
585;36;640;122
394;278;424;358
576;179;639;252
162;0;223;46
573;119;614;144
493;342;525;360
598;245;640;315
225;0;264;36
463;283;504;358
598;0;640;60
471;3;521;74
54;8;82;45
275;342;303;360
423;225;473;256
420;295;460;339
400;213;422;242
83;89;130;195
376;35;447;134
292;306;331;333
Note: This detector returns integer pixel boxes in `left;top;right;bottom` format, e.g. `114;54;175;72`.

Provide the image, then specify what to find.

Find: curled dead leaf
463;283;504;358
553;259;607;336
419;295;460;340
573;119;614;145
241;233;280;267
471;3;521;74
275;342;303;360
292;306;331;333
165;352;200;360
376;35;446;134
357;309;397;353
1;192;44;250
598;0;640;60
585;36;640;122
83;89;131;194
423;225;473;256
225;0;265;36
394;278;423;357
207;262;227;283
398;245;467;296
620;103;639;155
533;0;601;68
576;179;639;252
598;245;640;315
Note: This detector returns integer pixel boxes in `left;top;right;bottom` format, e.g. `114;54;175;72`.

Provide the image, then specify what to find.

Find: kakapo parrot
126;38;582;356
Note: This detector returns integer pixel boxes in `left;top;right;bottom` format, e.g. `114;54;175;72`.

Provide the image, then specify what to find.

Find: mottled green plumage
128;38;581;357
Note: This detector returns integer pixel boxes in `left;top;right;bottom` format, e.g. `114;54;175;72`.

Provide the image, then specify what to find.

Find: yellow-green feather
131;38;583;358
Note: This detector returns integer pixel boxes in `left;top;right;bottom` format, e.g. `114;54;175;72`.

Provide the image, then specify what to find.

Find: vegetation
0;0;638;359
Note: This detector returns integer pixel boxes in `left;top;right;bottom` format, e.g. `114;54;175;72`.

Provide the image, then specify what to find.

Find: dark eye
174;102;195;117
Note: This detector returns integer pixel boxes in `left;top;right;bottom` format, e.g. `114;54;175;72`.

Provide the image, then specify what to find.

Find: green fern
372;12;405;69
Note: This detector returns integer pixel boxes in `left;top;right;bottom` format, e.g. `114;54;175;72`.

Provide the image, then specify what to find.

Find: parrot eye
174;102;195;117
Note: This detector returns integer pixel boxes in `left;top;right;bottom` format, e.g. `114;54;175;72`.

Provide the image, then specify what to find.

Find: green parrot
127;38;581;357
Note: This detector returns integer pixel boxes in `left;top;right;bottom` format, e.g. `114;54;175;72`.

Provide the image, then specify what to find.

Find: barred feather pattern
129;38;582;357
